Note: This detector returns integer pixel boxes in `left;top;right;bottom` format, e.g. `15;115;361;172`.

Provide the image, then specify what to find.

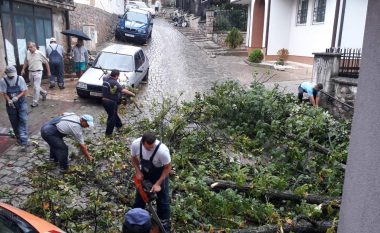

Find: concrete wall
74;0;125;15
69;3;118;51
52;9;69;52
339;0;368;48
337;0;380;232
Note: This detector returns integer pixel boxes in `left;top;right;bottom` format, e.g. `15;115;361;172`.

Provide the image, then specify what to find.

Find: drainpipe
331;0;341;48
337;0;346;48
65;10;71;53
264;0;271;55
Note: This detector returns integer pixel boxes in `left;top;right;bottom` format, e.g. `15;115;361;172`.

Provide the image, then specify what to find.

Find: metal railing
326;48;361;78
213;9;247;31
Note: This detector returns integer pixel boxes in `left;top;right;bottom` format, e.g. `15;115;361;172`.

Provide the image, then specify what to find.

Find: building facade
0;0;75;74
74;0;126;15
233;0;368;64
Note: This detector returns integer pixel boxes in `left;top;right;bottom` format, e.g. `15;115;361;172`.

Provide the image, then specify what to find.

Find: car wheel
142;37;148;44
142;69;149;82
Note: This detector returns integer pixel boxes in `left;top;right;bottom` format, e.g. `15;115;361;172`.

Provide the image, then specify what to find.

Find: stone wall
69;3;118;51
322;77;357;119
212;31;247;47
312;53;357;119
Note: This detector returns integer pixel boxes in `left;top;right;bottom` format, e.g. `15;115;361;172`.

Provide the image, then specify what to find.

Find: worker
102;69;135;136
298;82;323;107
130;132;171;233
40;112;94;173
0;65;29;152
122;208;159;233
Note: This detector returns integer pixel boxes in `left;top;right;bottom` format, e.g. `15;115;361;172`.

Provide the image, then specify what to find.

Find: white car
76;44;149;98
126;1;156;17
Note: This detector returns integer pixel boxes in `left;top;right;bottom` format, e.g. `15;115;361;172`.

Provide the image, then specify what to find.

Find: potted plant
274;48;289;71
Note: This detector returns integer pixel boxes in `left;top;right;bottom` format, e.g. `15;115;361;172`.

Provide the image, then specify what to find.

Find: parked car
76;44;149;98
0;202;65;233
115;8;153;44
126;1;155;17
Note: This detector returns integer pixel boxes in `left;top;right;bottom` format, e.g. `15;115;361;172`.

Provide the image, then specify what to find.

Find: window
93;52;133;72
134;52;142;69
0;1;52;66
138;50;145;64
313;0;326;23
297;0;309;25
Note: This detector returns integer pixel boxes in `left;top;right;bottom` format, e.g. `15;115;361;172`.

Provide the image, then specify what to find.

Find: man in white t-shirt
154;0;161;12
130;132;171;232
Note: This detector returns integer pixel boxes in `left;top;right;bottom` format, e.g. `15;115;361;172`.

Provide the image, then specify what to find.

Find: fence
213;9;247;31
326;48;361;78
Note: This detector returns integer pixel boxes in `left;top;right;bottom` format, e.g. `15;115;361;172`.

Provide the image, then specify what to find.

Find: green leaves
23;80;350;232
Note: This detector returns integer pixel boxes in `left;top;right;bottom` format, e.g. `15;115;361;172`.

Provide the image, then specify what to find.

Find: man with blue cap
122;208;159;233
0;65;29;152
40;112;94;173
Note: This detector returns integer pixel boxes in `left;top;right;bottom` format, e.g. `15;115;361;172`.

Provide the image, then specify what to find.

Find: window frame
312;0;327;24
296;0;309;25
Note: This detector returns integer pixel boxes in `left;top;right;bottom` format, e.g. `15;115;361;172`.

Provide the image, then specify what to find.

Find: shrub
248;49;264;63
225;28;243;49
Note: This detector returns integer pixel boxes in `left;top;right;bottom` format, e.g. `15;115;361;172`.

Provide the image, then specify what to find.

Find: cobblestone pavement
0;18;311;207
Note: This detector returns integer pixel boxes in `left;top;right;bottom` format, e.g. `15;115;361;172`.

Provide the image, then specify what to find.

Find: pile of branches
22;81;349;232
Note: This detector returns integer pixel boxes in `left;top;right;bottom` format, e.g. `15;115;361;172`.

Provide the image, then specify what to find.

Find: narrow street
0;18;310;206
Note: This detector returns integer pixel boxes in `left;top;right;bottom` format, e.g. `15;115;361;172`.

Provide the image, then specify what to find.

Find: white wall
95;0;125;15
340;0;368;48
74;0;90;4
246;4;252;46
74;0;125;15
266;0;292;55
286;0;336;57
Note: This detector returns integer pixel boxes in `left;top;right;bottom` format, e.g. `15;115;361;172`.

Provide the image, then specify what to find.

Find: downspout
264;0;271;55
331;0;341;48
337;0;346;47
65;10;71;53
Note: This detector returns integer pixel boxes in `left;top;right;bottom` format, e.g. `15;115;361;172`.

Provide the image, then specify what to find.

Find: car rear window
93;52;133;72
125;11;148;24
0;207;38;233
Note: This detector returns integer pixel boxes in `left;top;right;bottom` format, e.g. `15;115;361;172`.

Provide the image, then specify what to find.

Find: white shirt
131;137;171;167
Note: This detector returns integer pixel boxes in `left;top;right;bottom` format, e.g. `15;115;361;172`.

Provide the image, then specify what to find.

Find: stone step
189;39;211;42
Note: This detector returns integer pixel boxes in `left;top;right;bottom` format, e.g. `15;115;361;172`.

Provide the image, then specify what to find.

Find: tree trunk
204;178;340;205
230;221;333;233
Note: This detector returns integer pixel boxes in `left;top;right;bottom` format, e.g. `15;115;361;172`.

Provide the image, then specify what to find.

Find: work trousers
133;177;170;220
49;61;64;87
102;98;122;136
6;99;28;145
40;124;68;170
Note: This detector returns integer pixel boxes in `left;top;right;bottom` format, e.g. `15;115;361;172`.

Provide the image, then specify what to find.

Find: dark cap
123;208;151;233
